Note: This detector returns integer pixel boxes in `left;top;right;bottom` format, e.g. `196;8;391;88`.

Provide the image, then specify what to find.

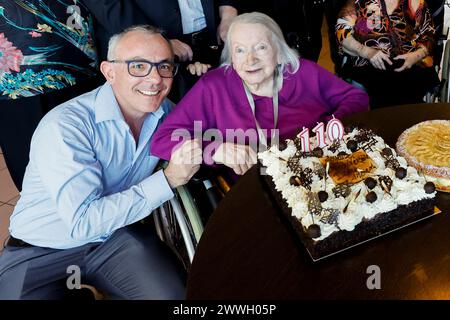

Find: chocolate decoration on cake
318;191;328;202
366;191;377;203
345;125;356;134
313;163;326;180
385;158;401;170
395;167;407;179
308;193;323;216
289;176;301;186
328;139;341;153
424;182;436;194
337;151;348;156
298;168;313;190
379;176;393;192
312;147;324;158
307;224;321;239
361;137;377;152
278;140;288;151
332;184;351;198
346;140;358;152
381;147;393;157
287;155;303;174
294;137;302;151
343;189;362;213
364;177;377;189
320;209;340;227
354;128;375;143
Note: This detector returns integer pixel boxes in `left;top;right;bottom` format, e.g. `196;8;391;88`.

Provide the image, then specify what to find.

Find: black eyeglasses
109;59;179;78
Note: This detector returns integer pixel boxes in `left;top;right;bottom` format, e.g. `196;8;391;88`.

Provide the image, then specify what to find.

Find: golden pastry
396;120;450;192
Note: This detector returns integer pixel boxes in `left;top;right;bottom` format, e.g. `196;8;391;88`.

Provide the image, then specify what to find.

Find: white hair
106;25;171;61
220;12;300;74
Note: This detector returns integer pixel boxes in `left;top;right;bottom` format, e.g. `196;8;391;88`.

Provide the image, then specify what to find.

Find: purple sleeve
151;77;217;161
313;63;369;119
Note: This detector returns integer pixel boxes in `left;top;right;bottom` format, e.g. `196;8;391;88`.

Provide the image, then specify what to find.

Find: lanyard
242;74;280;148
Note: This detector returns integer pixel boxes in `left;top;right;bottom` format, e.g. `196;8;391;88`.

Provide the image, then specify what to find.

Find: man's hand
187;62;211;76
212;142;257;175
393;48;426;72
217;6;237;44
164;139;202;188
170;39;193;62
368;49;392;70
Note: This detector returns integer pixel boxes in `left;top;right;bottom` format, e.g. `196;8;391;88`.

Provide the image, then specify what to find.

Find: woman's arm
313;63;369;117
151;77;217;161
392;0;435;71
336;0;391;70
342;34;376;59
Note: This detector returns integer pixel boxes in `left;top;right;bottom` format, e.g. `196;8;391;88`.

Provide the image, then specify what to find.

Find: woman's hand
393;48;427;72
187;62;211;76
368;49;392;70
212;142;257;175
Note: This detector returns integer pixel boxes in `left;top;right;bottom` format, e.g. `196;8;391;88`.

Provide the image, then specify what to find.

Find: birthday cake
258;127;437;260
396;120;450;192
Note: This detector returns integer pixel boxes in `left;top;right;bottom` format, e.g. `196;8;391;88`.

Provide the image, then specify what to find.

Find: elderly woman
336;0;440;108
151;12;369;176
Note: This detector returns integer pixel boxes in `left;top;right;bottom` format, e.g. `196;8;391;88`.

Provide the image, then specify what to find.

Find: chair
152;162;231;270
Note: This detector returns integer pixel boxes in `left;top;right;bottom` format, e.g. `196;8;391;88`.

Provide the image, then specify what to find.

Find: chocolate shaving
354;128;375;143
320;208;340;227
343;188;362;213
332;184;351;198
385;158;400;170
328;139;341;153
307;192;323;216
378;176;393;194
361;137;377;152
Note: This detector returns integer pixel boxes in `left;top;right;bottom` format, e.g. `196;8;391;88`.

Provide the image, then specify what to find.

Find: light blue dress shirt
177;0;207;34
9;83;174;249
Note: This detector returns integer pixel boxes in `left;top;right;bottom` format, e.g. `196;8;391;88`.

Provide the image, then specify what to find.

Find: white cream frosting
259;129;436;242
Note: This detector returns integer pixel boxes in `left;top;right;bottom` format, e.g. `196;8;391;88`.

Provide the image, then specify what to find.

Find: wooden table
187;103;450;299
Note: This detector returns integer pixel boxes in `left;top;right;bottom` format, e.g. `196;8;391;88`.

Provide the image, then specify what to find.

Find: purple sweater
151;59;369;161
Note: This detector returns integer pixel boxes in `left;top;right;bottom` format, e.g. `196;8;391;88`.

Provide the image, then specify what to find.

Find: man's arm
31;116;174;243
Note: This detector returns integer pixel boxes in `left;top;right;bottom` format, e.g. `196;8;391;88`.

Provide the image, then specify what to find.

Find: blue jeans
0;223;186;299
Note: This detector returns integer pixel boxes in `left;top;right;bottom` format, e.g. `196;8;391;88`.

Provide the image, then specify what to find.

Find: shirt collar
94;82;167;124
94;83;126;124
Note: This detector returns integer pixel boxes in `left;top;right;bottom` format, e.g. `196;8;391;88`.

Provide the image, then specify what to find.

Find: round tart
396;120;450;192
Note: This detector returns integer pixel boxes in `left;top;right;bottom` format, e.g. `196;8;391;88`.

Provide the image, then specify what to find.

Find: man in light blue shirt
0;25;202;299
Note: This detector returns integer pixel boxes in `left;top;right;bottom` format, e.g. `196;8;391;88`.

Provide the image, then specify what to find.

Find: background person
336;0;439;108
237;0;326;62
